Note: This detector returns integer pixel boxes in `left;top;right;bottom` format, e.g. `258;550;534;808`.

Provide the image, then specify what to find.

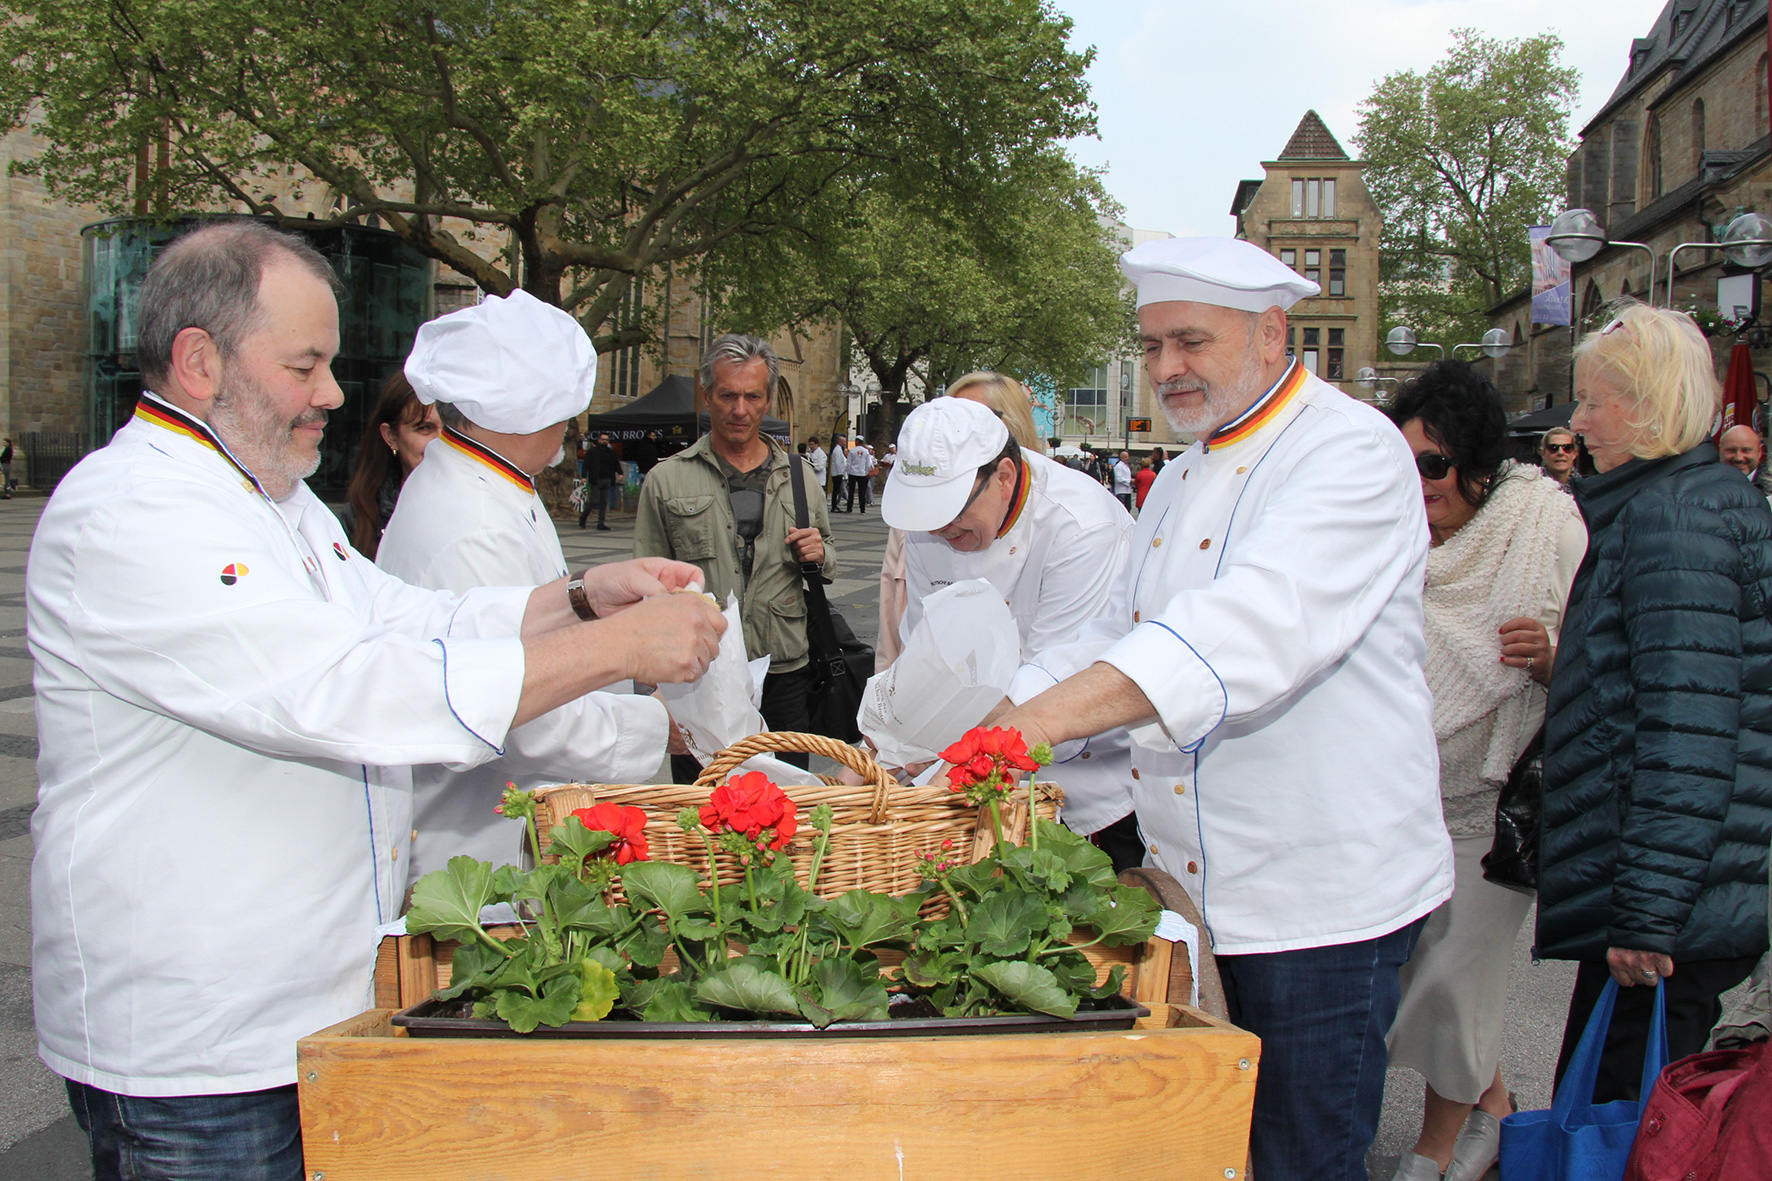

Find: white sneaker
1390;1151;1444;1181
1444;1110;1502;1181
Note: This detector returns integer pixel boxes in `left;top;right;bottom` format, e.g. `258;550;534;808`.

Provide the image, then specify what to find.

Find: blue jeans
66;1079;303;1181
1217;916;1426;1181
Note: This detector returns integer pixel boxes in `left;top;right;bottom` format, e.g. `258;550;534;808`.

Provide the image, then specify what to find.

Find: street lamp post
1355;366;1400;394
1451;329;1515;359
1662;211;1772;307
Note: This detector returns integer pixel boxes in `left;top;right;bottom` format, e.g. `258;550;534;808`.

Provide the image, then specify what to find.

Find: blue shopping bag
1500;978;1667;1181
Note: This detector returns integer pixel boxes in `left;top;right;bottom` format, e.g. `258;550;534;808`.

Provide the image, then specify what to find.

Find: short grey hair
136;221;340;389
700;333;779;396
434;401;471;431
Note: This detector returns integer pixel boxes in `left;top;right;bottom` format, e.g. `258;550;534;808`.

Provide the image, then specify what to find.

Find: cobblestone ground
0;492;1590;1180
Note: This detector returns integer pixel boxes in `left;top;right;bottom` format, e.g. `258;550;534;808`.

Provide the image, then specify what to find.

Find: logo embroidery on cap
333;542;348;561
901;462;939;476
219;563;249;586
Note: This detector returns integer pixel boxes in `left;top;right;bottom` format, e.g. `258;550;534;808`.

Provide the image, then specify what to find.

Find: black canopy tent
582;375;790;444
1506;401;1575;435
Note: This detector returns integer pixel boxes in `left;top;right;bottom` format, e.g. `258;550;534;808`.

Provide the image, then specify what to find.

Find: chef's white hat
403;290;596;434
1120;237;1320;313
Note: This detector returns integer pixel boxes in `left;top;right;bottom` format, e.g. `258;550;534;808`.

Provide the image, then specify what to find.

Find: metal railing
23;431;84;491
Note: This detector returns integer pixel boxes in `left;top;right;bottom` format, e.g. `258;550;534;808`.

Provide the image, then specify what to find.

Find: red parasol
1717;342;1758;443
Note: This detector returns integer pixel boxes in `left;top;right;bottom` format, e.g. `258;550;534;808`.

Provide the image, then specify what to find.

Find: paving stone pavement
0;491;1594;1179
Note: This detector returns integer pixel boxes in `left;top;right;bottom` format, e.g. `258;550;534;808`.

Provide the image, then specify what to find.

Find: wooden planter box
299;1002;1258;1180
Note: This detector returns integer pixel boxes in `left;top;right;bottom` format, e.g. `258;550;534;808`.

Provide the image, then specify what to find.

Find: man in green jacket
635;334;835;773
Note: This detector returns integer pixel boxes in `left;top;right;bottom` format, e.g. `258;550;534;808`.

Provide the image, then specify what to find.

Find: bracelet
565;571;597;622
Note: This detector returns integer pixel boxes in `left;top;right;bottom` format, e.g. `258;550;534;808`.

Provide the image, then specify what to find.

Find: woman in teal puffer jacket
1541;300;1772;1103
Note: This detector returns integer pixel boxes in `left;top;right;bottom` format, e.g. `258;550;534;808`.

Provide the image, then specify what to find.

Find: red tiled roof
1278;110;1348;160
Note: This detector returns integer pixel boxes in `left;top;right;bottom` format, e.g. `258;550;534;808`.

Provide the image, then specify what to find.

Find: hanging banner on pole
1530;226;1572;326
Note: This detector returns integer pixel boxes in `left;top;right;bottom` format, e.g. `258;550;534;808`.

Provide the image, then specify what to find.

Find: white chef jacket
377;428;669;878
901;451;1136;835
808;445;828;486
847;445;874;478
1111;458;1133;496
1025;364;1452;955
29;395;531;1096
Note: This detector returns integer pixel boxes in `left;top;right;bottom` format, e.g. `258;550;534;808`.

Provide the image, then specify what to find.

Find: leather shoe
1444;1110;1501;1181
1390;1151;1443;1181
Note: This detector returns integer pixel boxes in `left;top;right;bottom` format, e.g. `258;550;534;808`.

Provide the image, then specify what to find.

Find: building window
613;277;643;399
1280;248;1296;269
1327;328;1344;380
1329;250;1346;297
1691;99;1705;173
1062;365;1109;437
1291;179;1304;218
1304;250;1321;286
1644;113;1662;201
1290;178;1337;219
1306;179;1320;218
1286;325;1296;355
1323;179;1336;217
1301;349;1319;375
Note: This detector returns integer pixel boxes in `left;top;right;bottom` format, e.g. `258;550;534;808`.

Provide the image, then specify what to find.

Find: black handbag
787;457;873;743
1481;725;1543;895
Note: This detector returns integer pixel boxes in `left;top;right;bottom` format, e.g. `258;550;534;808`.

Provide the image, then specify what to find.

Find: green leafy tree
722;150;1130;445
0;0;1092;350
1354;29;1578;346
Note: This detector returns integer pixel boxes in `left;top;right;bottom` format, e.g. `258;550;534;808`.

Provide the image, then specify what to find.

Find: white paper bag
859;578;1020;769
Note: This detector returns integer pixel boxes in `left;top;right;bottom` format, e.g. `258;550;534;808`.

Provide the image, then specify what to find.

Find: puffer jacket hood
1538;443;1772;962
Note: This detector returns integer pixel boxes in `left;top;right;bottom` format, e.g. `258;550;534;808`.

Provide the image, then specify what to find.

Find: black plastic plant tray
390;994;1150;1039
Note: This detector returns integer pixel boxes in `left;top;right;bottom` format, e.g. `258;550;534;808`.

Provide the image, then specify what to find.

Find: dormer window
1629;37;1655;75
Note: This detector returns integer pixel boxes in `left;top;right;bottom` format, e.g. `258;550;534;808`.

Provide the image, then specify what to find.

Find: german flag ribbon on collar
133;393;267;496
996;457;1032;539
1205;360;1307;452
441;426;535;493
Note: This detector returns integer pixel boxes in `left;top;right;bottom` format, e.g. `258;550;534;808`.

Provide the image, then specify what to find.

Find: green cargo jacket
633;434;836;673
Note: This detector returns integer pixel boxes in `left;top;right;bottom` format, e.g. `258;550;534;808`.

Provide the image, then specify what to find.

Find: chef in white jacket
27;223;724;1180
378;291;673;877
984;237;1452;1181
881;395;1138;854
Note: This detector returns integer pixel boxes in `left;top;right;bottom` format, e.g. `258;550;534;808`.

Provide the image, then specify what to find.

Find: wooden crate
298;1002;1260;1180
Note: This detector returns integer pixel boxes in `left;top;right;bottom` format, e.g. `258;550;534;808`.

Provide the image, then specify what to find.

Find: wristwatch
565;570;597;622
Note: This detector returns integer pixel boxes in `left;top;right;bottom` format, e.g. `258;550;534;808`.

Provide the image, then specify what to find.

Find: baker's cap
883;398;1011;532
404;290;596;434
1120;237;1319;313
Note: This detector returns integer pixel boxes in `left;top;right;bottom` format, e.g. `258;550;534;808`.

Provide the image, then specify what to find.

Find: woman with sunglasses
1384;360;1586;1181
1540;300;1772;1108
1538;427;1578;486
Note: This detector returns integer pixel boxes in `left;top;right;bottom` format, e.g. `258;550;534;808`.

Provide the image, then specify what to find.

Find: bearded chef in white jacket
983;237;1451;1181
27;223;724;1180
377;291;675;877
881;395;1138;854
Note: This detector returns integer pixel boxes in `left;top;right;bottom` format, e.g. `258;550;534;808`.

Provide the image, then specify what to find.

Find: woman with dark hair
344;372;439;558
1383;361;1586;1181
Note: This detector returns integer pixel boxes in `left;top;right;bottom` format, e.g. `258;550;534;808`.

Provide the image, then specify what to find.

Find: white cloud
1054;0;1668;237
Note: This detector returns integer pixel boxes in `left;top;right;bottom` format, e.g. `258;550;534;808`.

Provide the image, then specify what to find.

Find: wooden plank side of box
298;1010;1258;1181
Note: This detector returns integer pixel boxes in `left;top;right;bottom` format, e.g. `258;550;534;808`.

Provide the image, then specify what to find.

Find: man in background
846;436;874;514
1539;426;1578;486
1719;424;1772;498
1111;449;1134;510
581;431;620;530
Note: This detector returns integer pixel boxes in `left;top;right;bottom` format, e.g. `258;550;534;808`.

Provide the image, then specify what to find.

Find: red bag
1624;1039;1772;1180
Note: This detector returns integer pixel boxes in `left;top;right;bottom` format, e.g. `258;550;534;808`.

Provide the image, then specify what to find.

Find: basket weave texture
532;732;1062;902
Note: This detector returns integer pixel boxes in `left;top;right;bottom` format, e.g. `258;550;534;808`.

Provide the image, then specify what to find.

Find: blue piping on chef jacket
1018;661;1090;763
360;765;383;925
433;638;507;755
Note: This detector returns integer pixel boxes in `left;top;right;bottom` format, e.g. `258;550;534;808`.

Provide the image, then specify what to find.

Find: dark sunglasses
937;473;992;531
1415;453;1452;481
1542;442;1577;454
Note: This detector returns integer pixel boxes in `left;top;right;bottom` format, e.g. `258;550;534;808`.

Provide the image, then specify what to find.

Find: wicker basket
531;731;1062;903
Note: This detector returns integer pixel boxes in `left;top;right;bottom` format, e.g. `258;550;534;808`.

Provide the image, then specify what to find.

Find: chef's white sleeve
1102;421;1426;751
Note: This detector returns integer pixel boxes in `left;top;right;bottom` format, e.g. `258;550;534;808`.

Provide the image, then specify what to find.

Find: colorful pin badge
333;542;348;561
219;563;249;586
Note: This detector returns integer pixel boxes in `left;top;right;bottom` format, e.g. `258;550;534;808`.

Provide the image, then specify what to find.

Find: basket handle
693;731;899;823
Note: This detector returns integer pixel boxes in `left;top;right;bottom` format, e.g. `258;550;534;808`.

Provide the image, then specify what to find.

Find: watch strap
566;571;596;621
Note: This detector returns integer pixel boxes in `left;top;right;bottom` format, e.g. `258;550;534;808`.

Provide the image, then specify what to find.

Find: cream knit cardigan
1425;462;1585;835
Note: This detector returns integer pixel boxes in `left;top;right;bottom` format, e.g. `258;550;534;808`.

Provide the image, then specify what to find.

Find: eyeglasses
1415;453;1453;481
936;473;992;532
1542;442;1577;454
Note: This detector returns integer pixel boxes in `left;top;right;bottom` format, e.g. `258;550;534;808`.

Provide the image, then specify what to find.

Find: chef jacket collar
996;456;1032;539
439;425;536;494
1203;360;1306;454
133;391;270;499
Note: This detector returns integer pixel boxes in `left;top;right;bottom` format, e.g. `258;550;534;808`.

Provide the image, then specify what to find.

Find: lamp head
1481;328;1512;359
1721;211;1772;270
1547;208;1606;264
1385;325;1417;357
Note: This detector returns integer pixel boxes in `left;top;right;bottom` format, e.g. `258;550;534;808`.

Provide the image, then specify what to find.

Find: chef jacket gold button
391;846;399;861
1174;784;1186;795
412;829;418;841
1152;537;1162;548
1149;844;1159;854
1130;768;1140;780
1199;538;1212;550
1009;546;1017;554
1133;610;1141;622
1186;861;1199;874
1236;466;1248;474
1182;470;1189;480
1080;751;1091;759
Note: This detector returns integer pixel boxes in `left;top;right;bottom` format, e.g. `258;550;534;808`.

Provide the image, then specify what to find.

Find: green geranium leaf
695;960;802;1017
406;856;495;943
494;972;581;1033
546;816;616;864
555;891;623;938
824;890;919;950
965;891;1045;958
797;996;838;1029
813;957;889;1022
432;936;503;1001
644;980;712;1023
1089;964;1128;1000
1056;882;1107;924
1086;884;1162;946
946;860;1005;899
674;917;722;942
571;958;621;1022
973;960;1079;1018
583;946;627;978
617;919;672;968
1040;821;1118;891
900;949;964;988
1045;950;1099;996
621;860;705;919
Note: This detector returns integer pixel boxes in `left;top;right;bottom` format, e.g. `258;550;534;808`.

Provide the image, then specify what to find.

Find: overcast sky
1053;0;1670;237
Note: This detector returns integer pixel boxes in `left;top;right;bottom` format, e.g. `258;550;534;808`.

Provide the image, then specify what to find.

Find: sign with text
1125;417;1153;433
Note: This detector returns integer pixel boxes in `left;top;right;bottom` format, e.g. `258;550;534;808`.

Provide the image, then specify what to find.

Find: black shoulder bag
1481;725;1543;895
787;456;873;743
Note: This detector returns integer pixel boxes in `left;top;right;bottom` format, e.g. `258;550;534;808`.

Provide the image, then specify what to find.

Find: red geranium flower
568;802;651;865
699;771;798;850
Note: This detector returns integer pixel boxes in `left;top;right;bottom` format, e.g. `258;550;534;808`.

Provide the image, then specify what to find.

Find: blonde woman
877;373;1047;666
1541;300;1772;1105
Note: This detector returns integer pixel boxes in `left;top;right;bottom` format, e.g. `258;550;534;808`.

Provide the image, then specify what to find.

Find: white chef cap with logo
883;397;1012;532
403;289;597;433
1120;237;1320;313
